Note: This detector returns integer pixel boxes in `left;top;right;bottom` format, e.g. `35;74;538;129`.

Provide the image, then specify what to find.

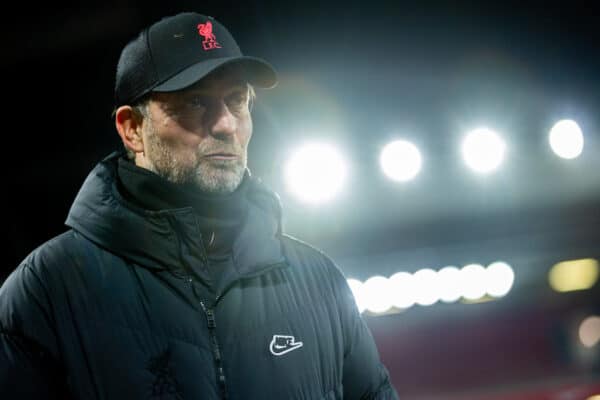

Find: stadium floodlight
389;271;415;309
284;142;347;204
437;266;462;303
346;278;365;313
548;258;599;292
460;263;488;300
549;119;584;159
412;268;440;306
461;128;506;173
362;276;393;314
380;140;422;182
485;261;515;298
578;315;600;348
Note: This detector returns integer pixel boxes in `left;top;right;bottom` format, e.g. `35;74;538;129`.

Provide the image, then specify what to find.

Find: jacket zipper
193;222;228;399
187;217;284;398
203;225;227;400
187;276;228;399
198;300;228;400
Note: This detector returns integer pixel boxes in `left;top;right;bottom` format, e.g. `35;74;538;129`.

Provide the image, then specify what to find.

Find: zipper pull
206;308;216;329
207;231;216;248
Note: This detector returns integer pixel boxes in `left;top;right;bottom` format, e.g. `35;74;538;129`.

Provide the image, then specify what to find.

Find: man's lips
204;152;239;160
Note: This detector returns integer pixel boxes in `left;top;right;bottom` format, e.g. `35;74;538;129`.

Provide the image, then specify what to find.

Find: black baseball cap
114;12;277;105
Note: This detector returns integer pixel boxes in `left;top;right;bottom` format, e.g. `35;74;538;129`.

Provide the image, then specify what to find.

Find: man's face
140;68;253;193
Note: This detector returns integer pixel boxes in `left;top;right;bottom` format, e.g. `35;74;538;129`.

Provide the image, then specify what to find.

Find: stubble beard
144;123;246;194
192;156;246;194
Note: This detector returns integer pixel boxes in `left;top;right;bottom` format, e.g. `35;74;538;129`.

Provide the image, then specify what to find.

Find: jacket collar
65;152;285;281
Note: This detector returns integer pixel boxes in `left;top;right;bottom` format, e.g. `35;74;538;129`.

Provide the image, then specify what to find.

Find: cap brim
153;56;277;92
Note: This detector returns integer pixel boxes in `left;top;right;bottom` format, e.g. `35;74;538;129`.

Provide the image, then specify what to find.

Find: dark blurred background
4;1;600;399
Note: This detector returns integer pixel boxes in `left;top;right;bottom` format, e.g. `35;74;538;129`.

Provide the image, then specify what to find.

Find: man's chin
194;166;244;194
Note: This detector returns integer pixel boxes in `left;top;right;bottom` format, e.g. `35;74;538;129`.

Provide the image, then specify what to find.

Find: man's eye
227;92;248;108
186;96;206;109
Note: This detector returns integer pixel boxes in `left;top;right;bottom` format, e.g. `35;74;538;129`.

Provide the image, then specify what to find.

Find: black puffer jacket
0;152;398;399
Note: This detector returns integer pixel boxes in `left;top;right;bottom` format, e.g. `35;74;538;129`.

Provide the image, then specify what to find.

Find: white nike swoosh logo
269;335;304;356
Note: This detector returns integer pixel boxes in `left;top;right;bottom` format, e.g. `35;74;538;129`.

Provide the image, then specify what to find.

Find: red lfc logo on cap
197;21;222;50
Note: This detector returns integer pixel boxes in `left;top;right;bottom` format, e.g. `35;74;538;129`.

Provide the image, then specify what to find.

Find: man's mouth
204;152;238;160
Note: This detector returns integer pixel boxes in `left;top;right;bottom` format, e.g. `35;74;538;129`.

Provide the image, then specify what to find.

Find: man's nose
209;100;237;138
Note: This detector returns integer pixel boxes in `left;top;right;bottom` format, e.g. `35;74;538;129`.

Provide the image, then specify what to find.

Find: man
0;12;398;399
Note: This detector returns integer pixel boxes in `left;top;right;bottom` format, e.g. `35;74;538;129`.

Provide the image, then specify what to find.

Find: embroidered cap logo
197;21;222;50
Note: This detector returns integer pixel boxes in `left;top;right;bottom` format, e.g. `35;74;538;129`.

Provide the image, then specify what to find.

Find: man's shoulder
19;229;81;271
281;233;331;262
0;231;83;357
3;229;89;291
280;233;346;279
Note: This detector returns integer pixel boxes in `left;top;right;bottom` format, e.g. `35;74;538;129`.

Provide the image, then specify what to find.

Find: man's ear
115;105;145;154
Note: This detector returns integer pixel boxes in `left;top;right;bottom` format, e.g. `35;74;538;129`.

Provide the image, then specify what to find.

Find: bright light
346;279;365;313
361;276;393;313
549;119;584;159
586;395;600;400
284;143;347;204
548;258;599;292
485;261;515;297
412;268;440;306
389;272;415;309
579;315;600;348
437;266;462;303
461;128;506;173
380;140;422;181
460;264;488;300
